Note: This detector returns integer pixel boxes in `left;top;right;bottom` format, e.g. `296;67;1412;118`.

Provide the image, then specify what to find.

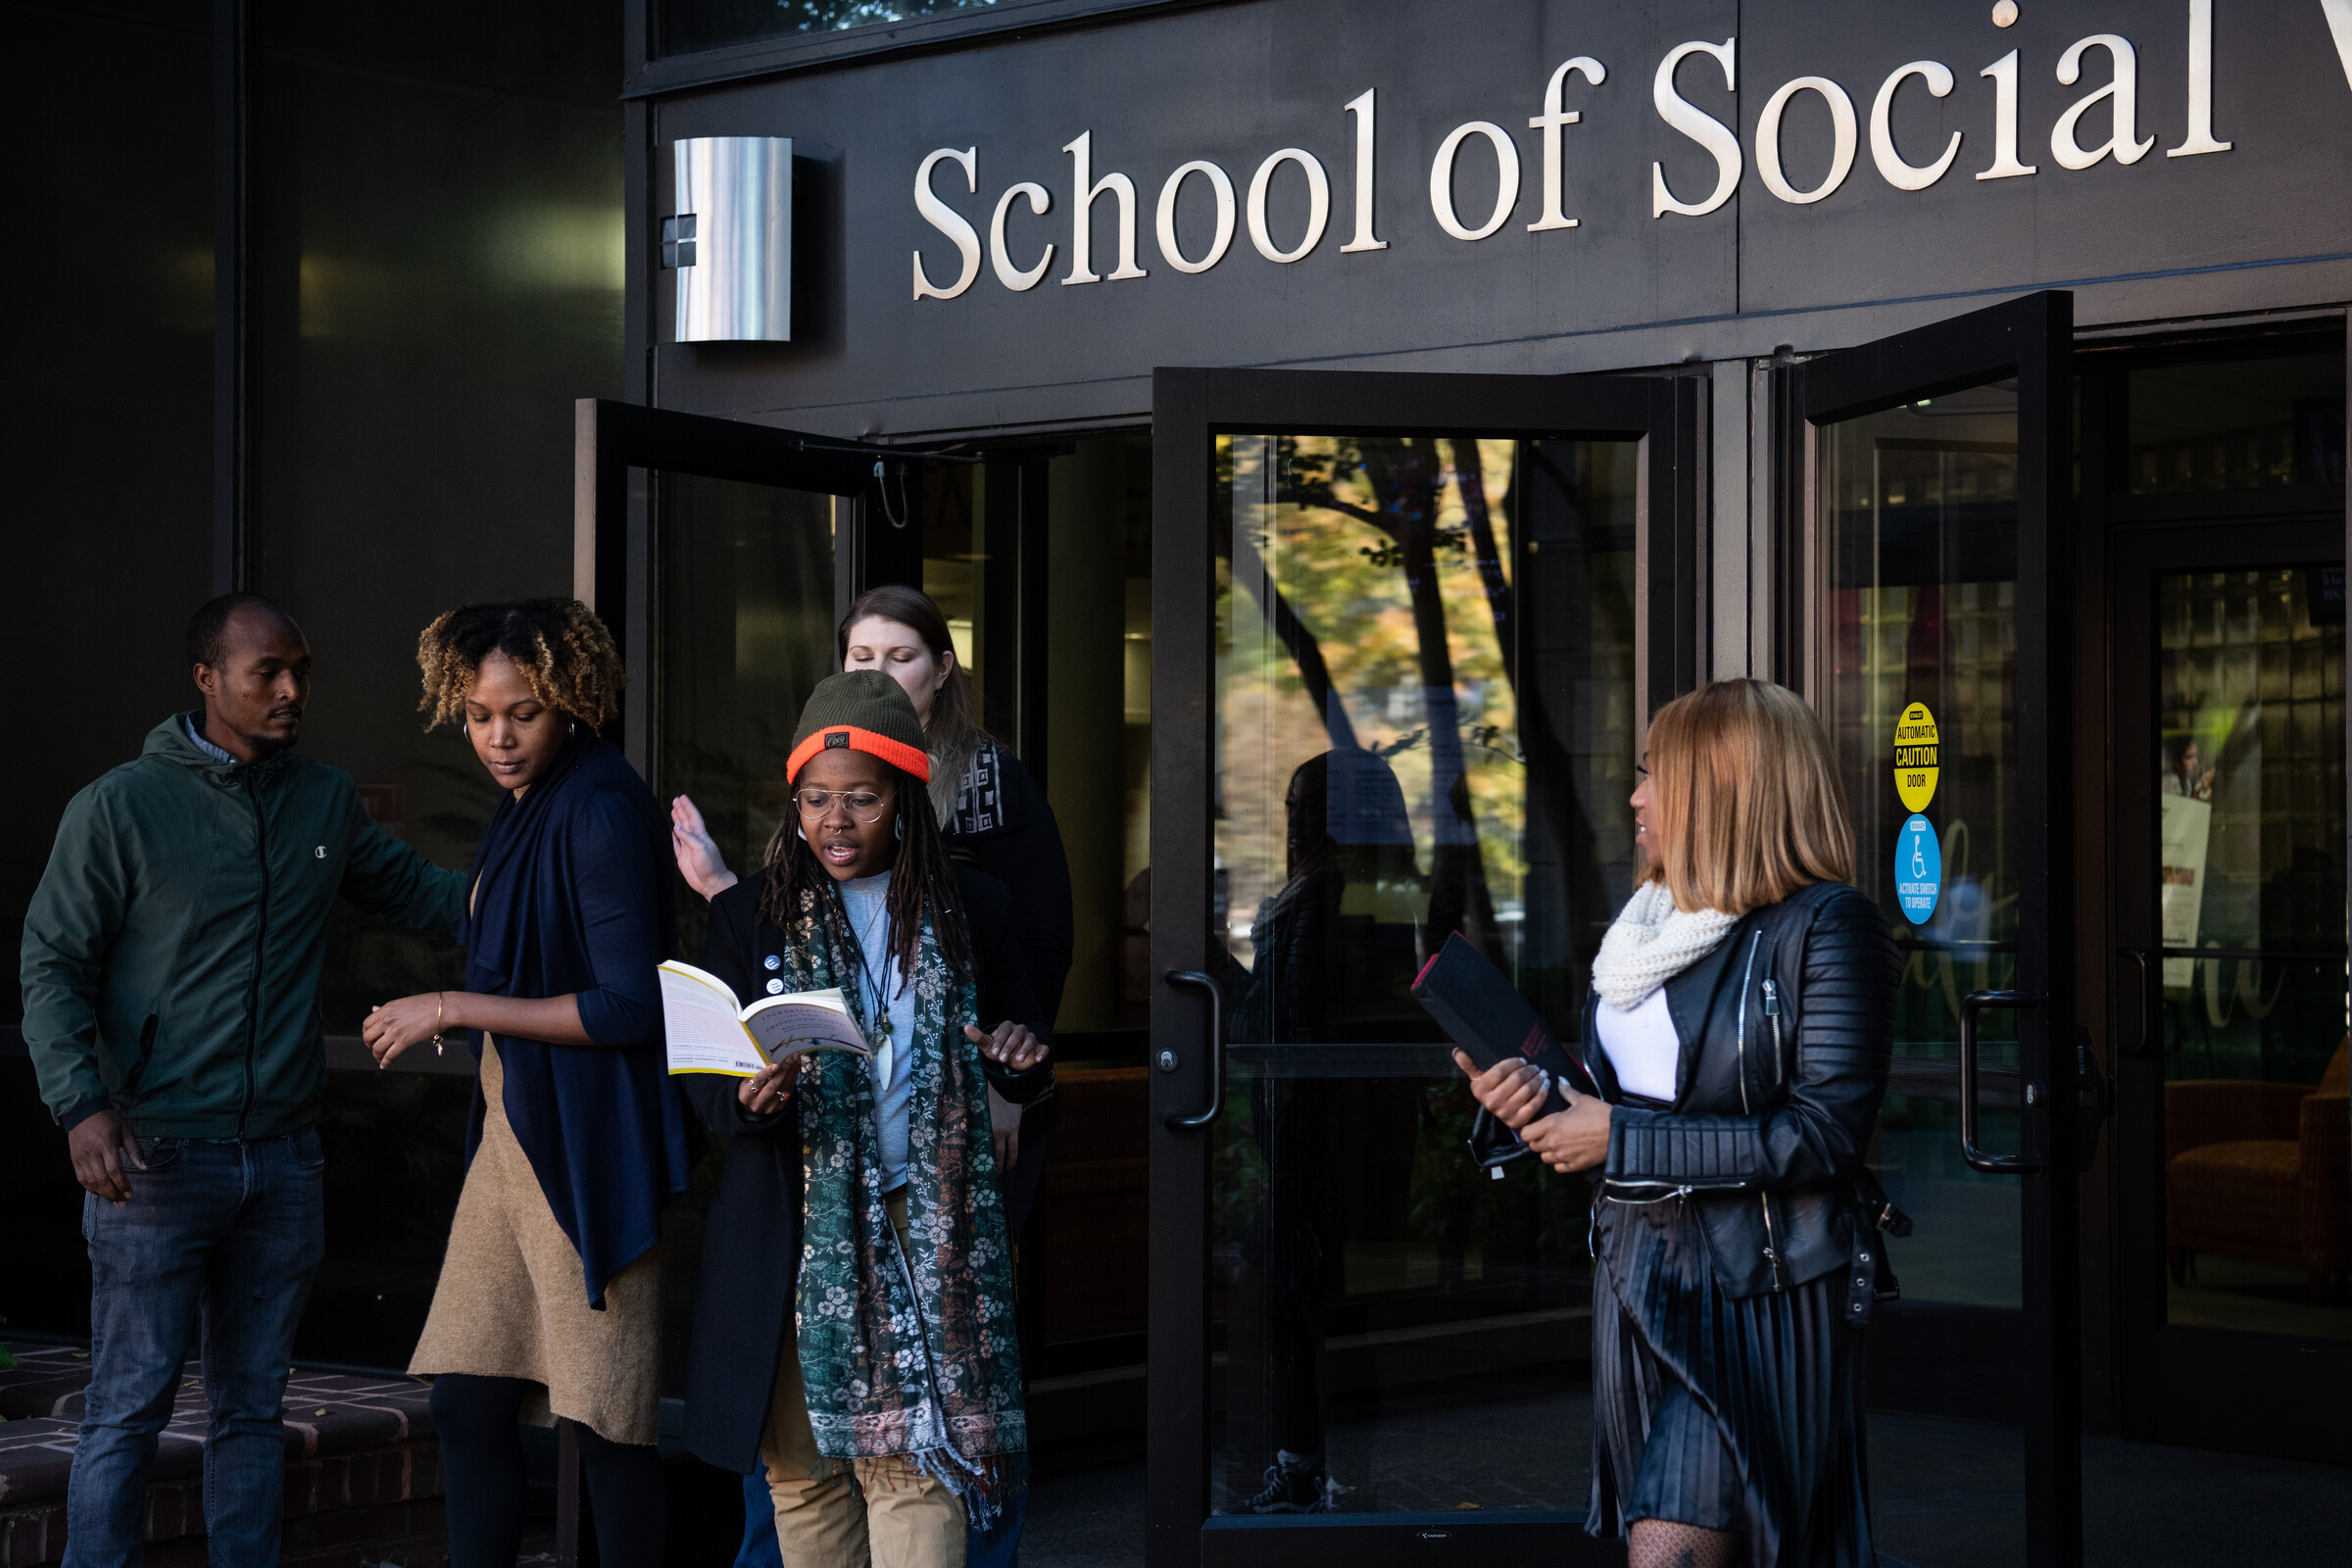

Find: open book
658;960;871;1078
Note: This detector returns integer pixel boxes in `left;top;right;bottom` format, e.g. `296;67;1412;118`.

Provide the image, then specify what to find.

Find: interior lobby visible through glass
2154;564;2350;1340
2125;353;2347;495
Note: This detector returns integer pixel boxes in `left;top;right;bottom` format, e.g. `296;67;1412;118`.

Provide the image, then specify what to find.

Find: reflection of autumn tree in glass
1217;434;1638;1036
1271;436;1507;964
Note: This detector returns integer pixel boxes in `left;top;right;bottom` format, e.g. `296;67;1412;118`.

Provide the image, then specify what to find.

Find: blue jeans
735;1465;782;1568
965;1485;1025;1568
65;1128;326;1568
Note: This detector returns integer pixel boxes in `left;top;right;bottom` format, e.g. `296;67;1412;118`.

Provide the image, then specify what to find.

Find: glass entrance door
1791;292;2082;1568
1147;368;1699;1566
569;399;872;1556
2107;520;2351;1471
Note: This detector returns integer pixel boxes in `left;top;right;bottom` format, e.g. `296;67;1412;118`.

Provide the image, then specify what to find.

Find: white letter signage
990;181;1054;291
912;146;981;302
1652;38;1741;218
1976;49;2039;179
1157;160;1237;273
2327;0;2352;91
1430;122;1521;241
1061;130;1149;285
893;6;2327;318
2051;34;2155;170
1528;56;1606;232
1755;75;1857;204
1341;89;1387;253
1248;148;1331;263
1869;61;1961;190
2167;0;2231;156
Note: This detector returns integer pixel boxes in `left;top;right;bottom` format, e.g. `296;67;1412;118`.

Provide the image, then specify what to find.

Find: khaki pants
761;1191;965;1568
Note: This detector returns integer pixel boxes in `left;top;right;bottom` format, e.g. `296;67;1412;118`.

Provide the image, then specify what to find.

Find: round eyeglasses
795;787;891;823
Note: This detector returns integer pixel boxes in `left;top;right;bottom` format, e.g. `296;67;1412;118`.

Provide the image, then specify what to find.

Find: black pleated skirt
1588;1191;1876;1567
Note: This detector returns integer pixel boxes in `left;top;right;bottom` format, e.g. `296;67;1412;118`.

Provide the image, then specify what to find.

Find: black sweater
945;744;1074;1028
676;863;1052;1472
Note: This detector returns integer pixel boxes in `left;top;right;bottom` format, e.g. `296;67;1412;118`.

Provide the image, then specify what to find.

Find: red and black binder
1411;932;1597;1114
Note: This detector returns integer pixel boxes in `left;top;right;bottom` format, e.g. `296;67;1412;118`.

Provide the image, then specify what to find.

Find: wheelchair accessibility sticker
1895;813;1940;925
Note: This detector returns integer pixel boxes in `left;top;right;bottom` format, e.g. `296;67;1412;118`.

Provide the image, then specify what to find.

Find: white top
1594;987;1681;1103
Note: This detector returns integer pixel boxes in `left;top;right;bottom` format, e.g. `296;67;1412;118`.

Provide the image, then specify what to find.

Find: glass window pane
1044;437;1155;1040
658;473;839;965
919;466;986;724
3;0;218;1347
2153;564;2351;1340
235;4;625;1371
1208;432;1639;1514
662;0;1004;56
1821;383;2029;1563
2125;352;2347;495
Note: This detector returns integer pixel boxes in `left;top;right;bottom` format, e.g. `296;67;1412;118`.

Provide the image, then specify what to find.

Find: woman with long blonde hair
1458;679;1900;1568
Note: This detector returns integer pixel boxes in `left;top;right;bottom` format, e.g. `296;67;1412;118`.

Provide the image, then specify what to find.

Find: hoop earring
894;818;903;841
797;824;808;842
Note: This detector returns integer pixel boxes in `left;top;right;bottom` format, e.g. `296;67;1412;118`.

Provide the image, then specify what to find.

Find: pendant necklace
851;889;894;1088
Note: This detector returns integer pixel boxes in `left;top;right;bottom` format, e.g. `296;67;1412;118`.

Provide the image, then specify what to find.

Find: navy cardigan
461;732;700;1307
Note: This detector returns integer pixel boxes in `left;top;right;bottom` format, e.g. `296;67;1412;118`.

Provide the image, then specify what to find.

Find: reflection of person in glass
1241;747;1424;1040
1232;748;1421;1514
2162;736;2211;801
1459;680;1897;1568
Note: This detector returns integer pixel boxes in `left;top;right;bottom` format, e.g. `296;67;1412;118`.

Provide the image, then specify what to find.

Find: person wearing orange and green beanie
676;670;1051;1568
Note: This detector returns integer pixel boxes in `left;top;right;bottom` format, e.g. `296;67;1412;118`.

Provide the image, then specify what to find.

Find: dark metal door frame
571;398;884;779
564;398;882;1567
1780;290;2082;1568
1146;366;1701;1568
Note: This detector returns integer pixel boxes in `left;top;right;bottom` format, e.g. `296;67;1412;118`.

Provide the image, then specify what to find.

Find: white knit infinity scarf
1590;880;1739;1009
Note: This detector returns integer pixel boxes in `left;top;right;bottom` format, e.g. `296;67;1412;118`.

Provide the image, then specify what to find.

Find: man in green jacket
20;592;466;1568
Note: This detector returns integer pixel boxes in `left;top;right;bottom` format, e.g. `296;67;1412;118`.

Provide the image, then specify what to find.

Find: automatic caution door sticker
1894;703;1939;812
1896;813;1941;925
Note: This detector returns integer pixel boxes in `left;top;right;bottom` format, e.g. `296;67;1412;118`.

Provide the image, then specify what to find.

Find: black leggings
429;1373;665;1568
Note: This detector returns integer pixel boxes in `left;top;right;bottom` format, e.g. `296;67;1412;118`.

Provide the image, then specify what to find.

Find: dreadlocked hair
758;760;975;986
416;598;623;731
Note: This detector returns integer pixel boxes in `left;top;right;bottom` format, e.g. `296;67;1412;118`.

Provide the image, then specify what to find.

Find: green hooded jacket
20;713;466;1139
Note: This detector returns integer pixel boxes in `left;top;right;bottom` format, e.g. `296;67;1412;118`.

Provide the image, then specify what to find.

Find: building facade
5;2;2348;1564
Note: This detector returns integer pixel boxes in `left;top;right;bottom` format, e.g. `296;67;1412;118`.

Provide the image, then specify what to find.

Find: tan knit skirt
409;1040;664;1446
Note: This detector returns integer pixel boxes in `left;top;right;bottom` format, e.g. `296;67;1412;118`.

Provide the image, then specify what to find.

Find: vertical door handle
1959;989;2044;1175
2119;948;2153;1056
1161;968;1226;1130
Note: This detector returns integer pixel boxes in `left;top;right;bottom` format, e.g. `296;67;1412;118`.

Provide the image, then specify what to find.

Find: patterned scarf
771;882;1027;1518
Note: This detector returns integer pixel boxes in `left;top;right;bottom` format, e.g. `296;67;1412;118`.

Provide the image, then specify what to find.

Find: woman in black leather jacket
1460;679;1899;1568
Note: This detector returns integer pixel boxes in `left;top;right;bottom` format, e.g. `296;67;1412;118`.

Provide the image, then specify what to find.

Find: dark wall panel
1;0;216;1029
640;0;2352;435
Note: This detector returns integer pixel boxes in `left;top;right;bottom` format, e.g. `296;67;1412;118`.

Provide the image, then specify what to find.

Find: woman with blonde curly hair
364;597;696;1568
1459;679;1900;1568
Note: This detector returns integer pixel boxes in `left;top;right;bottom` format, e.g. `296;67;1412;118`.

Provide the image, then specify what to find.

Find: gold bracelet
432;992;446;1056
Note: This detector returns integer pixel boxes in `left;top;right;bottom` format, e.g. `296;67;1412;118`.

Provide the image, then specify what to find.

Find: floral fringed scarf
774;883;1027;1522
